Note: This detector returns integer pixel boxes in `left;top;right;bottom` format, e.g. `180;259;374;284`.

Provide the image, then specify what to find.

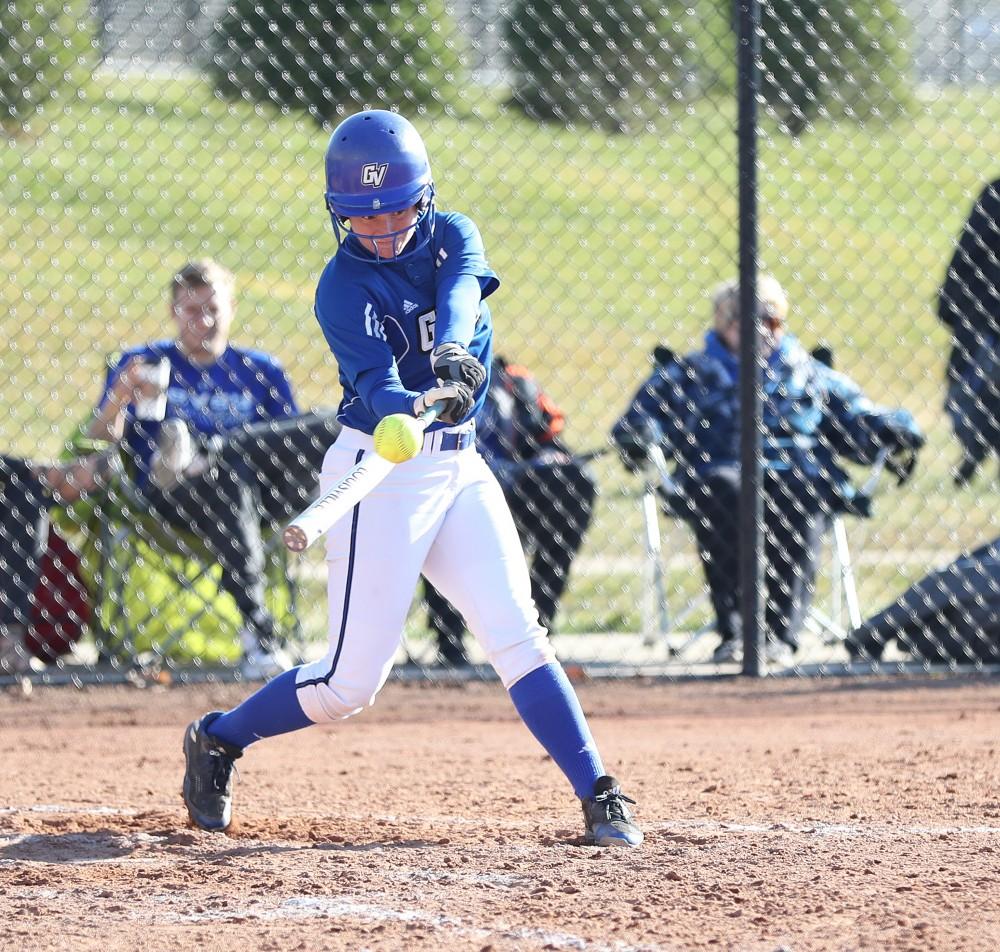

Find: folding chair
639;443;889;657
87;467;301;668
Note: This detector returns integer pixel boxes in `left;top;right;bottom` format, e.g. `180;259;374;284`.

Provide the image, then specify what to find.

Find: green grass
3;76;1000;637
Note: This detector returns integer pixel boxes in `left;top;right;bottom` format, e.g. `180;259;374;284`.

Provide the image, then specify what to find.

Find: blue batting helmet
324;110;435;262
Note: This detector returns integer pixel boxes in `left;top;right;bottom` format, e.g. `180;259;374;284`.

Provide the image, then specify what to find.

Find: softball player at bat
181;109;643;847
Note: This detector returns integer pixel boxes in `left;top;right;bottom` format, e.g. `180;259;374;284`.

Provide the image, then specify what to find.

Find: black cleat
182;712;243;832
581;775;644;847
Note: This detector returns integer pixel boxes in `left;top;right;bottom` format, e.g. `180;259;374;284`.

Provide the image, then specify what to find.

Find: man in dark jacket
426;357;596;665
939;177;1000;485
612;275;924;664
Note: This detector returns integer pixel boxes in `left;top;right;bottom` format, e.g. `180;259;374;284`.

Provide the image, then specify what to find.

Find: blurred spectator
847;536;1000;665
86;259;339;678
939;177;1000;485
0;452;114;675
612;275;924;665
426;357;596;665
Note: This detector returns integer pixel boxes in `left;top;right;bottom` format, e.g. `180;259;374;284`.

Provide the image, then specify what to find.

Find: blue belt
440;431;475;451
425;429;476;452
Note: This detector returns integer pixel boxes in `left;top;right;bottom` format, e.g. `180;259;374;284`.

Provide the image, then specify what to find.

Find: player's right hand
413;382;474;424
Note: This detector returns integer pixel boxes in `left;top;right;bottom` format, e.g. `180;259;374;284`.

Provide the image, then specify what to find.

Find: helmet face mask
327;187;436;263
324;110;436;263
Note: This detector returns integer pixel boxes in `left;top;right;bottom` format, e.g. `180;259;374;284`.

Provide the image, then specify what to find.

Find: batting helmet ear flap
326;195;349;226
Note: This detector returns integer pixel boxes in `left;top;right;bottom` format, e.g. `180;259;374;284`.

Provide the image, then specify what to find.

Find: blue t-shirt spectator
98;340;297;487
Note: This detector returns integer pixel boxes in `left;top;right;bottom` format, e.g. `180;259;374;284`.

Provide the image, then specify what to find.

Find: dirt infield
1;676;998;951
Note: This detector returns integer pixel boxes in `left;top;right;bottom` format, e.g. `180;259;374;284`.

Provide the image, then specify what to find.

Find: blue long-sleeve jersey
315;210;499;434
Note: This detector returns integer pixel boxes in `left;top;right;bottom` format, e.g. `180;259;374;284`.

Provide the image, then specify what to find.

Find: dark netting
1;1;998;685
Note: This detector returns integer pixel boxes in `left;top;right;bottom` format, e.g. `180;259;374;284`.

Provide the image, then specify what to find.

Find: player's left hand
431;344;486;392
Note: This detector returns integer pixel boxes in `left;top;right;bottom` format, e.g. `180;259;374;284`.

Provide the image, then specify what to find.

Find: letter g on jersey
362;163;388;188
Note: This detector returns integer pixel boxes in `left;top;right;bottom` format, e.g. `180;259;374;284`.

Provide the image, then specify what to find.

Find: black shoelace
208;748;237;793
595;788;636;822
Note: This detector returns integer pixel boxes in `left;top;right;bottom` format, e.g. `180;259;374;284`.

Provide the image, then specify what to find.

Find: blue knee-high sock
207;668;313;749
508;663;605;799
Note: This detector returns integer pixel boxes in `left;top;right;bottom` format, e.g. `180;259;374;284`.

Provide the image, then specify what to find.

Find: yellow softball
373;413;424;463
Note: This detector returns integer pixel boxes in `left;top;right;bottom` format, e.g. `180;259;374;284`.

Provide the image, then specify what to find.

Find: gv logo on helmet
361;163;388;188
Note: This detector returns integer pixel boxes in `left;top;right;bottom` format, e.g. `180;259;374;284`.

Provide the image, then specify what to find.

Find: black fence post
737;0;764;677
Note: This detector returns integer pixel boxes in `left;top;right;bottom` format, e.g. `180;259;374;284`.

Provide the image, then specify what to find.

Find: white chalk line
3;808;997;950
0;804;139;816
155;895;664;951
1;877;666;951
0;803;505;826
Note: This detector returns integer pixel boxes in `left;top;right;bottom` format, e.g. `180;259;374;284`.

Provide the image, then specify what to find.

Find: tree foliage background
210;0;465;123
0;0;92;127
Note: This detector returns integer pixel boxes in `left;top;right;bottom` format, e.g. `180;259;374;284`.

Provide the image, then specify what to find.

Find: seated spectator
0;452;115;675
425;357;596;665
848;536;1000;665
938;176;1000;485
612;275;924;664
84;259;339;677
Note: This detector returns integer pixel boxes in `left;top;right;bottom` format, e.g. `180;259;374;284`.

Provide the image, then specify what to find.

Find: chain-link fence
2;0;999;686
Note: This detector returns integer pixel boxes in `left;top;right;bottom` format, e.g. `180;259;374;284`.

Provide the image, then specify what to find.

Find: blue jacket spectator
612;275;923;664
614;331;920;515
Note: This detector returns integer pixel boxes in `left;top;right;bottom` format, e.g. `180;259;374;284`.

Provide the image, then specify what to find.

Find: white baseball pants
295;425;557;723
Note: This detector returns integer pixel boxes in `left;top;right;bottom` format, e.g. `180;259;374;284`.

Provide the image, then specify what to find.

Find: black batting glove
413;381;475;425
431;344;487;392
